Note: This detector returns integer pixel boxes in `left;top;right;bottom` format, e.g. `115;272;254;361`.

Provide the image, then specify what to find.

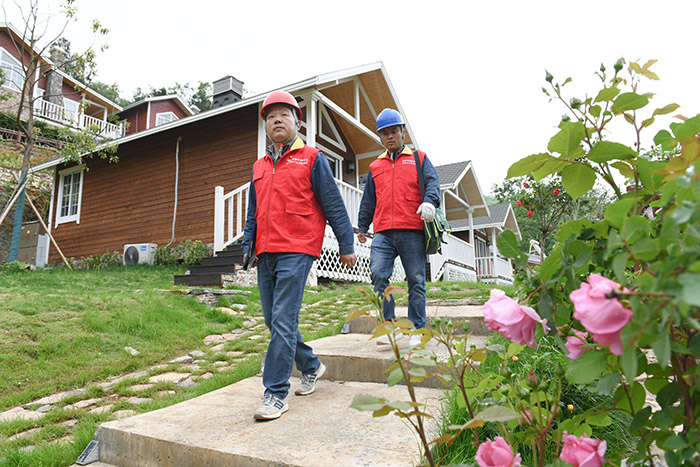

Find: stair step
289;333;488;387
173;273;222;287
200;255;242;267
91;377;442;467
186;264;239;274
347;304;489;335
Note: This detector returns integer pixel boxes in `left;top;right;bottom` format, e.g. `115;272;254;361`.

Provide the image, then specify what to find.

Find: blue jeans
370;229;427;329
257;253;320;399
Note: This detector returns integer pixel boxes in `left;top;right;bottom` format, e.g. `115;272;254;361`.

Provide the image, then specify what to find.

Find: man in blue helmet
357;108;440;348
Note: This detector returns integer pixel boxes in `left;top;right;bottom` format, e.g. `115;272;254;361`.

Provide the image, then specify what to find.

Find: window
56;165;84;225
156;112;178;126
0;48;23;91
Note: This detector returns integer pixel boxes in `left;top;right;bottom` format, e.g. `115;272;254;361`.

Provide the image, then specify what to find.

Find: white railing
476;255;514;284
335;179;363;228
35;98;125;139
427;234;475;282
214;184;249;253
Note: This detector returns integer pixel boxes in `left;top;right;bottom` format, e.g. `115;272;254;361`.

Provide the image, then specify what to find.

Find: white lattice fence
314;225;405;284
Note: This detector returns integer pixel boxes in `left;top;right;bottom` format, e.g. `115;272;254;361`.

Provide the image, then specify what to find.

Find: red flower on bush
515;200;522;207
527;211;532;217
569;274;633;356
523;182;529;187
554;188;561;196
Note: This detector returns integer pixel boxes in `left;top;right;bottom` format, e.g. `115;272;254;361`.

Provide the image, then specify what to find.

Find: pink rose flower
475;436;522;467
565;329;590;360
560;432;607;467
480;289;550;348
569;274;633;356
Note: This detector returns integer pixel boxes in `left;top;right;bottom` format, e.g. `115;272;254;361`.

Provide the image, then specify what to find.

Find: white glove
416;202;436;222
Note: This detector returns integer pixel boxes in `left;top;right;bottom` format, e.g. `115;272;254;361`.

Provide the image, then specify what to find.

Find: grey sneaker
253;394;288;420
294;362;326;396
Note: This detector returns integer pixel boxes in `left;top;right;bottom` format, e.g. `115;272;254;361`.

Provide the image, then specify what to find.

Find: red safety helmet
260;90;302;120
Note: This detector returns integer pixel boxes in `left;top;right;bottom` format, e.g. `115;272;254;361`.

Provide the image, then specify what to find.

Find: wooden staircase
173;243;244;287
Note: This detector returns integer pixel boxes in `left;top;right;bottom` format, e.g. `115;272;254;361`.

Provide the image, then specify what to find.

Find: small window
156;112;178;126
0;48;23;92
56;165;84;226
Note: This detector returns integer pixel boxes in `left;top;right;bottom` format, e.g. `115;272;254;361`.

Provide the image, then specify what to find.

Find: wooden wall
48;105;258;263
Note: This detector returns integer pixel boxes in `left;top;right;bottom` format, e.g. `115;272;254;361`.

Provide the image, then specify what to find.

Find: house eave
30;62;388;173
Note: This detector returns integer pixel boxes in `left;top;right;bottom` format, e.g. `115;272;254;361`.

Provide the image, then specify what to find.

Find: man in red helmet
242;90;357;420
357;108;440;348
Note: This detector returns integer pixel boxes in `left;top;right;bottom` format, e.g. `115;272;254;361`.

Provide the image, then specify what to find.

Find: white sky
6;0;700;195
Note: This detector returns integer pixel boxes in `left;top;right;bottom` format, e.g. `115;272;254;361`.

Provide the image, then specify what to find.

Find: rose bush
351;59;699;467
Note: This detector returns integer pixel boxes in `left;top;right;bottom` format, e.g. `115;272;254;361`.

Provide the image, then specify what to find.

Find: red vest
369;147;425;232
252;138;327;257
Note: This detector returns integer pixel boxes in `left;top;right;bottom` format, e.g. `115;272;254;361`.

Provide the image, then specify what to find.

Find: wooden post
23;191;72;269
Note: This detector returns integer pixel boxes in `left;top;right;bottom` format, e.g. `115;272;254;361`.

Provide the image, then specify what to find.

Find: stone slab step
289;333;488;388
347;304;488;335
88;376;443;467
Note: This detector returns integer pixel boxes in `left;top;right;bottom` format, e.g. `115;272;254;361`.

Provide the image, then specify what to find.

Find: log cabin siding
48;105;258;263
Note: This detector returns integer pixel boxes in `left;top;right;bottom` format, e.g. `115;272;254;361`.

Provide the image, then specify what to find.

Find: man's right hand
358;233;367;244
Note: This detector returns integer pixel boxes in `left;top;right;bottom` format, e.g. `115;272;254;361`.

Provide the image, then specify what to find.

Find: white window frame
56;165;85;226
155;111;178;126
0;48;23;92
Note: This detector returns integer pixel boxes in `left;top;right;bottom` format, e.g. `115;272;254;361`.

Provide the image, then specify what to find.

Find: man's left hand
340;253;357;269
416;202;436;222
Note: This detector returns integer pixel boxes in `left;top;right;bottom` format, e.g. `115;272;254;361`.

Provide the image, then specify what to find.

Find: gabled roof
434;161;489;219
32;62;408;172
118;94;194;116
448;202;522;240
436;161;470;187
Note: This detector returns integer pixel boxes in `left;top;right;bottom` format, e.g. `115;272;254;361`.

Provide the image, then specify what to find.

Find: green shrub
82;251;123;270
154;240;211;267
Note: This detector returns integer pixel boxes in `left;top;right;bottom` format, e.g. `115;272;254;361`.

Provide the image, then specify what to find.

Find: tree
492;176;611;261
129;81;213;113
0;0;117;266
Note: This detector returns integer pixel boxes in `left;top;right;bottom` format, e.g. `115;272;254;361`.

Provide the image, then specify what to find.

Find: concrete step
289;333;488;388
88;376;443;467
347;304;488;335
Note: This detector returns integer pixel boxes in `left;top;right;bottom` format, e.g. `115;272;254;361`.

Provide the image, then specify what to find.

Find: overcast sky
7;0;700;195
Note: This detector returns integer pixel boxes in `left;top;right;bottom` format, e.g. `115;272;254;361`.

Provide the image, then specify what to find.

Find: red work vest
369;147;425;232
252;138;327;257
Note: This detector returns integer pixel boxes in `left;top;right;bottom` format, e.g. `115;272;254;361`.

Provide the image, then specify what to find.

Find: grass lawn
0;263;512;466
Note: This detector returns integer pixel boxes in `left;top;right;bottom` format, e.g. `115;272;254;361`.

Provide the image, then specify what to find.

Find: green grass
0;265;239;410
0;266;502;466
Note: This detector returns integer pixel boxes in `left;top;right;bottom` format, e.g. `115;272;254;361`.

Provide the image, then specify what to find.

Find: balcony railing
476;255;514;284
35;99;125;139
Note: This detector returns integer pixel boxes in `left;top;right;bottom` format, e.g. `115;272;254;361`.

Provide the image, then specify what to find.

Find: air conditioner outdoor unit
123;243;157;265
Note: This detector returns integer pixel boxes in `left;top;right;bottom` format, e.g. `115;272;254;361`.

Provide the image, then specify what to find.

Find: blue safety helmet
376;108;405;132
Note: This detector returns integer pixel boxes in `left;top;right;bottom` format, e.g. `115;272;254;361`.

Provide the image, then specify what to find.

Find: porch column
257;102;266;159
491;228;497;276
306;96;317;148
